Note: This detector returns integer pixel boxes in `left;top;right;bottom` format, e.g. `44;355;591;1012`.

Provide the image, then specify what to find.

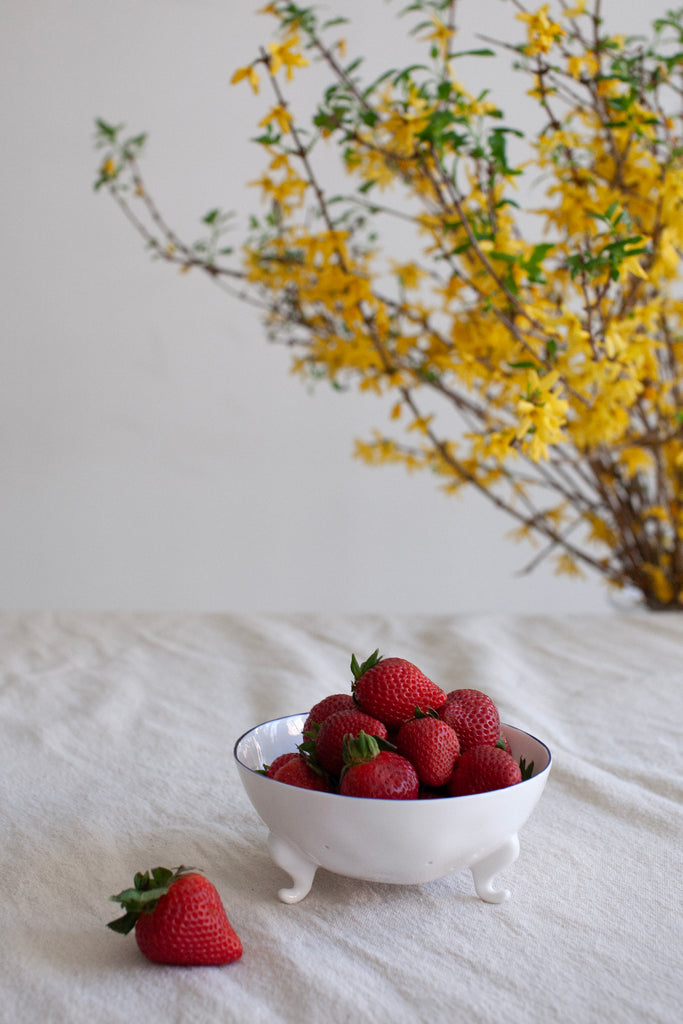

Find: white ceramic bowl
234;713;551;904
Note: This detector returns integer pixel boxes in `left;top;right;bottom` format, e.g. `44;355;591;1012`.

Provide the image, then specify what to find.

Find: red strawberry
448;745;523;796
351;650;446;729
264;752;298;778
273;753;332;791
314;707;388;777
418;787;445;799
339;732;419;799
303;693;355;735
437;688;500;751
108;866;242;966
396;711;460;788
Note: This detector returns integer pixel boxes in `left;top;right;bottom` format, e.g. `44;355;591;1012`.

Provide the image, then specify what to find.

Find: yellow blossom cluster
229;4;683;608
97;1;683;608
517;4;565;56
231;26;309;94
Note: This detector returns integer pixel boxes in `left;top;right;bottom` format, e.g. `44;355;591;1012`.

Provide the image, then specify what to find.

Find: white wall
0;0;654;613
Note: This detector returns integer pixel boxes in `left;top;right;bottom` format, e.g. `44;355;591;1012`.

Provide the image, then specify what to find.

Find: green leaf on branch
450;48;496;59
508;360;542;372
94;118;122;142
392;63;429;85
488;127;524;176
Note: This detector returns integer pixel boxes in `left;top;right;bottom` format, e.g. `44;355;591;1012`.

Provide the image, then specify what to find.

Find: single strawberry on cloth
108;866;243;966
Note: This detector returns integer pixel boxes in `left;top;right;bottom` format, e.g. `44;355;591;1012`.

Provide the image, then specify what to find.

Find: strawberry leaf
519;757;535;780
351;650;382;702
107;865;196;934
297;736;317;757
413;706;439;719
151;867;175;888
350;649;381;682
106;910;139;935
294;741;328;778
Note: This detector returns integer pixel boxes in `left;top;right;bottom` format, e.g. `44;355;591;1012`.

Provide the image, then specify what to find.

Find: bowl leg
267;831;318;904
470;833;520;903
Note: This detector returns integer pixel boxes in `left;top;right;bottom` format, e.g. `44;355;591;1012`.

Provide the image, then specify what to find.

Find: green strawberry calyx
341;730;396;775
107;865;196;934
412;706;439;720
295;731;331;779
519;757;535;780
342;730;381;767
297;721;321;758
350;649;382;704
350;649;382;685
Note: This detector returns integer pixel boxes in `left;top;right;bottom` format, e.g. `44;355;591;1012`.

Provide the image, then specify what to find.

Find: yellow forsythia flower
267;34;308;80
564;0;588;17
231;64;260;94
555;553;584;577
643;564;675;604
421;13;454;57
517;5;565;57
259;105;293;134
390;261;425;290
567;52;599;80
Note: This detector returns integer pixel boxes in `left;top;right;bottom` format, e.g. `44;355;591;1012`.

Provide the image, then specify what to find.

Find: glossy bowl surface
234;714;551;903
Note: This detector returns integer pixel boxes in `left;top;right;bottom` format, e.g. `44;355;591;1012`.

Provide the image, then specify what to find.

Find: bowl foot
470;834;520;903
267;831;318;903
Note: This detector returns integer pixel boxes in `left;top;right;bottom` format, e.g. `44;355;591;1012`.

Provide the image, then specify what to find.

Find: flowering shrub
95;0;683;608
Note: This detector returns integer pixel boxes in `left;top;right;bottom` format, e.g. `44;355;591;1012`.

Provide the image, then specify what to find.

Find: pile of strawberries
264;651;533;799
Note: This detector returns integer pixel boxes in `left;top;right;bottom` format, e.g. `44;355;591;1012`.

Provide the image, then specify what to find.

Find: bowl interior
235;714;307;772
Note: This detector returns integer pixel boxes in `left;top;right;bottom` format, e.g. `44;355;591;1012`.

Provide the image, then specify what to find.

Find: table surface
1;611;681;1024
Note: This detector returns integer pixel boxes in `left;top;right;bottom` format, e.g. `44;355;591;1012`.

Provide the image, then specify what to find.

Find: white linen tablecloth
1;611;681;1024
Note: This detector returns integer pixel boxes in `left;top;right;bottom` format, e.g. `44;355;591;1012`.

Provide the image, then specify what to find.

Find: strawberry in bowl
234;651;551;904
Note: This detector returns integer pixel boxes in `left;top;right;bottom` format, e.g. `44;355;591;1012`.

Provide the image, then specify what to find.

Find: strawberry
351;650;446;729
313;707;388;777
339;732;419;799
396;710;460;788
418;786;446;799
437;688;500;751
303;693;355;735
108;866;242;966
264;751;298;778
272;753;332;791
447;745;524;796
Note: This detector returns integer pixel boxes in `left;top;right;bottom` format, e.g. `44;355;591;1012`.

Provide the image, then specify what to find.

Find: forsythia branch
93;0;683;609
